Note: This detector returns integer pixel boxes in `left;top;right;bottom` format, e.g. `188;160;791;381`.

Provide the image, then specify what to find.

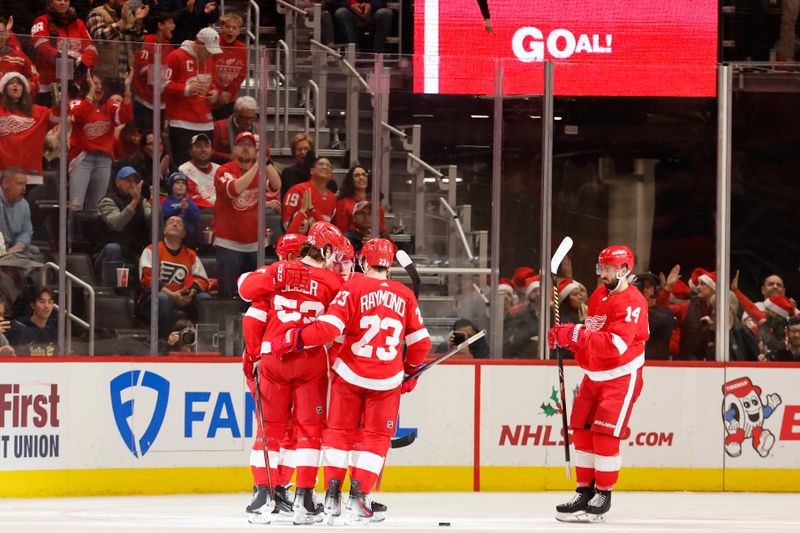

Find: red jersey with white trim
238;261;343;358
212;159;278;249
282;181;337;229
212;40;247;99
301;276;432;391
0;105;55;176
0;48;41;96
31;15;98;88
67;97;133;160
133;35;174;108
573;284;649;379
163;43;217;129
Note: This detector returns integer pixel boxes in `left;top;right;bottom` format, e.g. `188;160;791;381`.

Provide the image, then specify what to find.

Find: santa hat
524;275;541;296
512;267;536;289
498;278;515;294
698;271;716;291
688;268;708;292
669;279;691;304
557;278;580;301
722;377;761;398
0;72;30;95
764;295;795;319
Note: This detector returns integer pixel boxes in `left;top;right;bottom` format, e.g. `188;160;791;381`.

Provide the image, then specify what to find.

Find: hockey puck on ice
438;522;451;526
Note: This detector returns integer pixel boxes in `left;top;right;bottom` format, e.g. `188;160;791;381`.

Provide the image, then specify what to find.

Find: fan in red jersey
271;237;432;525
548;245;649;523
237;222;351;525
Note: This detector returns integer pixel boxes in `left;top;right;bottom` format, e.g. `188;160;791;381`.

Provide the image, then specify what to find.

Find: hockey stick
390;431;417;449
252;365;275;500
550;236;574;480
396;250;420;298
404;329;487;381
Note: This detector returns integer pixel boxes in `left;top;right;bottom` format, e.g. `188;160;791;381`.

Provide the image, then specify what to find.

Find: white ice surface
1;492;800;532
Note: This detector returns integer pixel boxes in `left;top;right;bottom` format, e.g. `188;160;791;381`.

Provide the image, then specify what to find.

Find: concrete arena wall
1;357;798;497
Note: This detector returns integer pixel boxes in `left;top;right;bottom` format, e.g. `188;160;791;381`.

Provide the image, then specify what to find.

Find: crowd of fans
0;0;399;355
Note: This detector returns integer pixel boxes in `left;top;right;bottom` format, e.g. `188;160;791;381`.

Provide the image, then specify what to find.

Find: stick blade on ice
550;237;574;275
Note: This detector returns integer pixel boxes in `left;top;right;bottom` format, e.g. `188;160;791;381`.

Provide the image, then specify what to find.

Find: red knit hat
524;275;541;296
557;278;580;300
512;267;536;289
764;295;795;319
670;279;691;303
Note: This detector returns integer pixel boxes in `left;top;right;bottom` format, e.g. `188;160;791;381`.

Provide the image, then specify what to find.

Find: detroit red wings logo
83;120;112;140
584;314;607;332
0;114;36;135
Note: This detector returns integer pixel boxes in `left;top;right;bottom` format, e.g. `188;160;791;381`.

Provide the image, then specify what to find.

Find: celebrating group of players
236;222;431;526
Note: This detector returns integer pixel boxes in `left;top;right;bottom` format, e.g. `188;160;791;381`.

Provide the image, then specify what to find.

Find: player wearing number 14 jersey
272;238;432;525
238;222;350;525
548;245;649;523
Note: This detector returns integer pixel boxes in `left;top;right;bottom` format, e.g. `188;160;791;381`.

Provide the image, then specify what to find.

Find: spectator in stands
633;272;675;360
138;215;210;336
116;129;175;200
161;170;200;241
5;286;57;356
724;292;760;362
31;0;98;106
155;0;219;45
0;18;40;96
498;277;517;315
758;295;796;361
503;275;540;358
211;11;246;120
211;95;255;163
113;121;141;160
333;0;393;53
679;270;716;360
334;163;387;234
777;316;800;361
178;132;218;208
212;131;281;297
775;0;799;61
0;74;58;187
434;318;488;359
164;26;222;167
511;266;535;301
95;166;151;285
556;278;585;325
87;0;149;93
283;156;337;233
343;200;390;255
0;168;34;255
0;294;14;354
279;133;337;197
132;9;175;132
68;70;134;211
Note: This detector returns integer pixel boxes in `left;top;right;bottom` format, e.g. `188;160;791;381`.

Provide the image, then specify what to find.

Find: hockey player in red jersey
238;222;350;525
240;233;309;521
271;238;432;525
548;245;649;523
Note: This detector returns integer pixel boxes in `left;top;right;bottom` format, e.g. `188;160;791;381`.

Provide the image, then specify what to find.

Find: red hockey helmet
596;245;635;276
360;238;395;270
276;233;308;261
307;221;349;264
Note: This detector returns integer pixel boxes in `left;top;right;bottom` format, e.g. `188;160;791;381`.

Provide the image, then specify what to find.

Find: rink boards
1;358;799;497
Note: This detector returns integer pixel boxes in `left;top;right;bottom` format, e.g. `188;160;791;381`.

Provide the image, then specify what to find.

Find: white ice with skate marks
1;492;800;532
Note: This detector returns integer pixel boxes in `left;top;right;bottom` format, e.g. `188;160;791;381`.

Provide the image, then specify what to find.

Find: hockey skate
344;480;375;525
554;485;595;523
323;479;342;524
584;490;612;522
292;487;323;525
245;485;272;524
270;485;294;521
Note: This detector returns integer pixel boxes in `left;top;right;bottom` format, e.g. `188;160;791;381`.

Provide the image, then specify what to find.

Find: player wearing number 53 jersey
548;245;649;522
272;238;432;524
238;222;350;525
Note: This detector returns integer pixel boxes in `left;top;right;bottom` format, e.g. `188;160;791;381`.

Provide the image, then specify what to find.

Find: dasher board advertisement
414;0;718;97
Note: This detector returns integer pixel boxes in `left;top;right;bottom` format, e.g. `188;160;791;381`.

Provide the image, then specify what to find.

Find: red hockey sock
572;428;595;486
593;433;621;490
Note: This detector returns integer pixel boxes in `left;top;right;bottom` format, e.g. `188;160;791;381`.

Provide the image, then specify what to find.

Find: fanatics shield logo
110;370;170;458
